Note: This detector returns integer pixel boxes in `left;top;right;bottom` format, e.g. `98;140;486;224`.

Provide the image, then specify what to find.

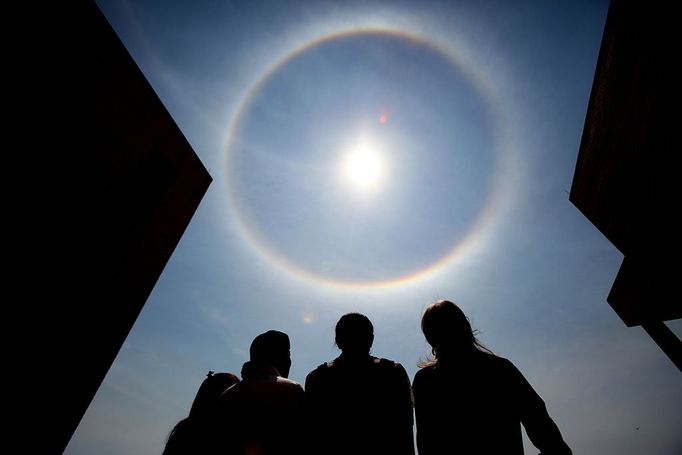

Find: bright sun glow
341;142;385;192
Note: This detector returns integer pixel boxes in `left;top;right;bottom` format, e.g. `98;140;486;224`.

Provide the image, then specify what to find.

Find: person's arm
508;361;572;455
412;370;438;455
303;369;325;454
392;363;416;455
289;383;308;455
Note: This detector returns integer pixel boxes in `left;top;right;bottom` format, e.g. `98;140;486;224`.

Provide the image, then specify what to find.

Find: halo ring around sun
223;27;510;290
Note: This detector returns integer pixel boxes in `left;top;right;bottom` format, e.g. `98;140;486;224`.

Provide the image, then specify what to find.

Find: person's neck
338;351;371;362
241;361;280;380
436;346;479;363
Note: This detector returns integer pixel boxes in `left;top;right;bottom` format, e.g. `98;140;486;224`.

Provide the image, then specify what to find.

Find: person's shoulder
481;351;513;366
305;360;335;385
372;356;409;377
475;351;519;375
276;376;302;388
371;356;398;367
307;360;334;376
274;376;304;396
371;356;393;365
413;363;436;380
415;362;436;374
412;364;438;392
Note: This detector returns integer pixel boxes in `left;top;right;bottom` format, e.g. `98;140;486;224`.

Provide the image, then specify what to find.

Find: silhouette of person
305;313;415;455
215;330;305;455
412;300;572;455
162;371;239;455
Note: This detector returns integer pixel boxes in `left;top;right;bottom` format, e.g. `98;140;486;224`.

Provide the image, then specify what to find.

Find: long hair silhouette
413;299;572;455
163;371;238;455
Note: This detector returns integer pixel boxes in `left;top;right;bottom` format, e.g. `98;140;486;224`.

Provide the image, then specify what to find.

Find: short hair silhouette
306;313;415;454
249;330;291;378
335;312;374;355
217;330;304;454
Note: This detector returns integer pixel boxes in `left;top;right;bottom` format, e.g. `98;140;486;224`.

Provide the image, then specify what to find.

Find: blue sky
66;1;681;454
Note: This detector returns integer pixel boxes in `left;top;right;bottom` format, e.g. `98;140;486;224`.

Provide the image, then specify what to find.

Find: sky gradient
66;1;681;454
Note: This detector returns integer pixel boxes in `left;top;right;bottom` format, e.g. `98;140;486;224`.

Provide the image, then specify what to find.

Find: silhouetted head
421;300;487;362
335;313;374;356
188;371;239;418
250;330;292;378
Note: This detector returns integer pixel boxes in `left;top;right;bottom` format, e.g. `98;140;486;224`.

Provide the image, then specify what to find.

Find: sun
341;141;385;192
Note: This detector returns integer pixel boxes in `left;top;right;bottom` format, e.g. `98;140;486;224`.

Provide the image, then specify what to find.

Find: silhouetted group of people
163;300;572;455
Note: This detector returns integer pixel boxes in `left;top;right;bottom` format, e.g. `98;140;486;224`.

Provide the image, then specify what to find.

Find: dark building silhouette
570;0;680;371
19;1;212;453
